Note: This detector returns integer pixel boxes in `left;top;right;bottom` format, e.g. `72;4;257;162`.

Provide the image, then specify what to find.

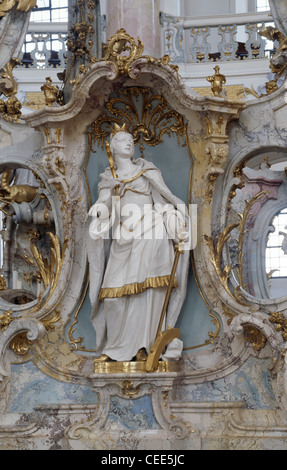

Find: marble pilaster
106;0;161;57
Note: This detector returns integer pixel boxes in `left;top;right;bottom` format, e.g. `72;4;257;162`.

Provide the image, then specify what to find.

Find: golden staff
105;141;119;196
146;241;184;372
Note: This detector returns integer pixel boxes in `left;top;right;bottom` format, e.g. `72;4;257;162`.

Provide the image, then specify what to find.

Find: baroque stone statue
86;126;190;365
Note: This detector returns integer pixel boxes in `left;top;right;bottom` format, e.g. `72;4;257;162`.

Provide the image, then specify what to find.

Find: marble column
106;0;161;58
64;0;102;103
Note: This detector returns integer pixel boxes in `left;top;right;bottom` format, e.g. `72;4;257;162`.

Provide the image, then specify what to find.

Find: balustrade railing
20;22;68;69
160;10;277;64
18;11;276;69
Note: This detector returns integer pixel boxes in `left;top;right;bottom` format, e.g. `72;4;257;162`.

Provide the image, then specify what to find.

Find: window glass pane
52;0;68;7
30;0;68;22
36;0;50;8
51;9;68;22
30;10;51;21
266;209;287;278
257;0;270;12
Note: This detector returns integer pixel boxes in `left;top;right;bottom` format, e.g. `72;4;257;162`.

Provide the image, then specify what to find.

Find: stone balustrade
20;21;68;69
160;10;276;64
17;10;277;70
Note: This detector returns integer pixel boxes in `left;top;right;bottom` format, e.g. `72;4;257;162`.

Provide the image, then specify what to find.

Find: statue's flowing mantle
86;158;190;354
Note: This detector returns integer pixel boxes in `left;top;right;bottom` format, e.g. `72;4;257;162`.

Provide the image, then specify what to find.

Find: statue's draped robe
87;158;190;361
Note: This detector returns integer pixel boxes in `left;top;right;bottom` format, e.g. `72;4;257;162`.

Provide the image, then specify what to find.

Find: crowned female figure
87;124;190;363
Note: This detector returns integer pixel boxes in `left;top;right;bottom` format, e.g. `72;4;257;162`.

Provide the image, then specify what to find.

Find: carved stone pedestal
67;372;193;444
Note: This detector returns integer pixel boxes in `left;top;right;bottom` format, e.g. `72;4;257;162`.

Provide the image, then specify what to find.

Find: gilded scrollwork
269;312;287;342
9;309;61;357
243;325;267;352
204;191;271;306
0;58;22;123
70;28;179;88
259;27;287;88
235;191;270;291
9;331;33;356
0;162;68;355
93;27;144;78
91;87;186;157
205;175;287;350
0;0;36;17
0;170;39;204
203;223;240;302
29;232;69;314
0;310;12;333
0;222;67;359
121;380;140;398
239;27;287;99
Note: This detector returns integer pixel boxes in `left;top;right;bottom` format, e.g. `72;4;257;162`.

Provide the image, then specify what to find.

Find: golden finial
206;66;226;97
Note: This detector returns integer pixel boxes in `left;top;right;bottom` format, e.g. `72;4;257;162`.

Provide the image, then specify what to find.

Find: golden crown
111;123;129;136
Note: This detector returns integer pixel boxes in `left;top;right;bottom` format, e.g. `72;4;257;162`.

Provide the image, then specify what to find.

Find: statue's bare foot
136;348;147;361
94;354;110;362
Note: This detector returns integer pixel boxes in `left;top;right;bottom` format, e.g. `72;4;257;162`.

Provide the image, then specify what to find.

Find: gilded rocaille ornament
204;190;269;307
92;87;186;157
0;169;39;204
0;58;22;122
0;310;12;333
0;0;37;17
260;26;287;83
67;21;94;60
243;325;267;352
240;26;287;99
69;28;179;87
